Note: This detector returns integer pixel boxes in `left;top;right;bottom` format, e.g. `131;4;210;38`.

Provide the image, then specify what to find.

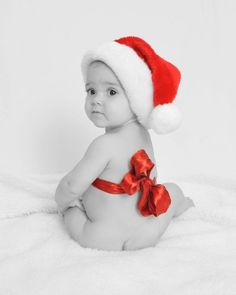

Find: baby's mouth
92;111;104;115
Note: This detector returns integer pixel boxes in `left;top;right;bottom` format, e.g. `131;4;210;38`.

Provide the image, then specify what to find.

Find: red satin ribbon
92;149;171;217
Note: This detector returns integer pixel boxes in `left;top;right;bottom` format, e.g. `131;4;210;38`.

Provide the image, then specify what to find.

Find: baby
54;36;194;251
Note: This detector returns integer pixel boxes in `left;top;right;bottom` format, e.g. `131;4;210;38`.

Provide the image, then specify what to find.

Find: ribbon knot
120;150;171;217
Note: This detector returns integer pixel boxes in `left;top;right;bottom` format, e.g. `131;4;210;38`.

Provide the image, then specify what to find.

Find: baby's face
84;61;135;131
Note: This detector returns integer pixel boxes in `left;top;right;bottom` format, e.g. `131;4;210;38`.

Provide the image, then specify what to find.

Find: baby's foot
174;196;195;217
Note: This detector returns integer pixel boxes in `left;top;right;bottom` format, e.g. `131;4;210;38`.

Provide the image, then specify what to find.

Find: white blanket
0;172;236;295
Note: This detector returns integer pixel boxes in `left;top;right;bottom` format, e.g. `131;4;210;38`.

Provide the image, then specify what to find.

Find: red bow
120;150;171;217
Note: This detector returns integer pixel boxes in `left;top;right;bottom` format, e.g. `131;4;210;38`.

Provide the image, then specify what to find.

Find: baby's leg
63;209;125;251
124;182;194;251
151;182;194;239
164;182;195;217
63;206;89;243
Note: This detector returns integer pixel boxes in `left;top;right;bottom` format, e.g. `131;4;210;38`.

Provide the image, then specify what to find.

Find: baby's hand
57;197;86;217
68;198;86;212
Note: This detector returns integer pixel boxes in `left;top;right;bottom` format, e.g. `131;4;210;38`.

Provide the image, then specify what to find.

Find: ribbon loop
120;150;171;217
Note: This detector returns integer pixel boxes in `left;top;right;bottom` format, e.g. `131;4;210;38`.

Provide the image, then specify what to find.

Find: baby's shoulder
91;133;117;157
93;133;129;157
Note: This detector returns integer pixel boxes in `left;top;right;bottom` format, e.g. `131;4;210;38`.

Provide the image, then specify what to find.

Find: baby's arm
55;134;111;213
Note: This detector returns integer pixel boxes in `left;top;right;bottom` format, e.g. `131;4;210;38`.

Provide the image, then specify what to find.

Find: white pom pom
148;103;182;134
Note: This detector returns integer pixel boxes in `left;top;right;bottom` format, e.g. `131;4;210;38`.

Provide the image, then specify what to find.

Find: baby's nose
91;93;104;105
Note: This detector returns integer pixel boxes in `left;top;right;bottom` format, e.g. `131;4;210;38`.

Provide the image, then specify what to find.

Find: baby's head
81;36;182;134
84;60;137;132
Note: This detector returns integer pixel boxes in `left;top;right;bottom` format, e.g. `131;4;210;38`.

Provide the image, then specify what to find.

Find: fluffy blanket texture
0;172;236;295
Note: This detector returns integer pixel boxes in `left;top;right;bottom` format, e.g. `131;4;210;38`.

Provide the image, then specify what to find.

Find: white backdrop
0;0;235;181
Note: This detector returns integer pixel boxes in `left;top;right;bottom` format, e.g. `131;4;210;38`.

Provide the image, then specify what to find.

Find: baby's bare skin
81;122;157;248
62;121;194;251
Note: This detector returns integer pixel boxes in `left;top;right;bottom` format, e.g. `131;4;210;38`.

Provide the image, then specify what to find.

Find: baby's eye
108;89;117;96
86;88;95;95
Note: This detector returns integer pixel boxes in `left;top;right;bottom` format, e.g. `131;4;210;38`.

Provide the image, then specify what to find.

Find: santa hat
81;36;182;134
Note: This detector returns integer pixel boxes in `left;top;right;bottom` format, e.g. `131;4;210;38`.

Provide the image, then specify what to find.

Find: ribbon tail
151;184;172;216
137;180;152;217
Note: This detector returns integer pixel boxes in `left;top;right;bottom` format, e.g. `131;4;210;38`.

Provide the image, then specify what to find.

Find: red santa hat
81;36;182;134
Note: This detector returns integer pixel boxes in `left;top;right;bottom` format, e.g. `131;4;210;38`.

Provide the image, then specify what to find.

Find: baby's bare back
62;123;193;250
80;123;160;250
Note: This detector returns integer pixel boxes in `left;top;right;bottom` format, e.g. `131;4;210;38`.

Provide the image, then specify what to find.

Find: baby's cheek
84;102;91;116
106;104;123;119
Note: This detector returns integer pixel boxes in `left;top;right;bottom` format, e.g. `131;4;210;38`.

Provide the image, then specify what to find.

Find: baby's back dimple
98;126;156;183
